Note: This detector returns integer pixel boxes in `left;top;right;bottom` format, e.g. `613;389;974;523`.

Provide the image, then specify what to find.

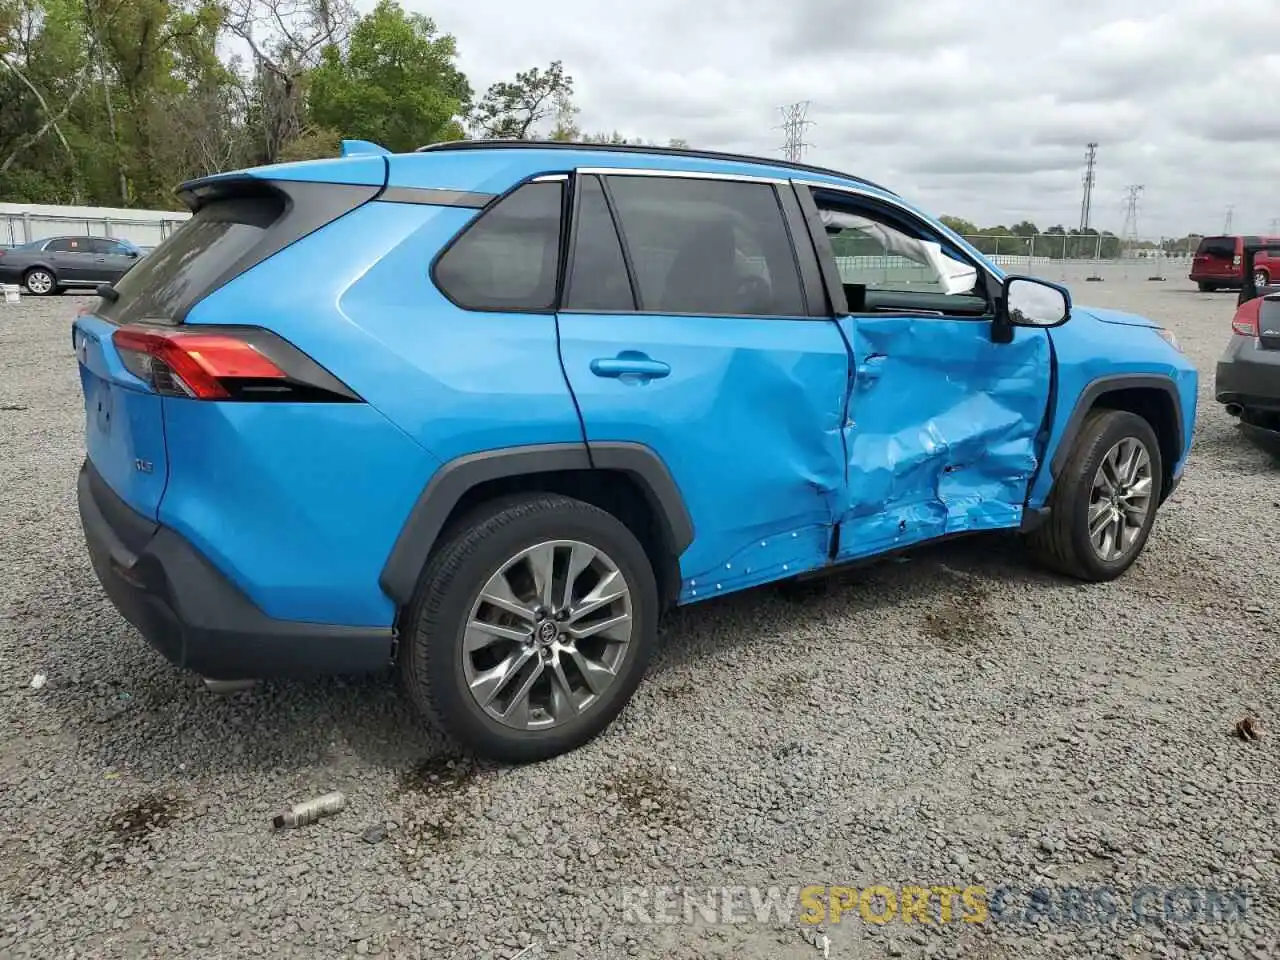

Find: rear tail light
111;326;361;402
1231;300;1260;337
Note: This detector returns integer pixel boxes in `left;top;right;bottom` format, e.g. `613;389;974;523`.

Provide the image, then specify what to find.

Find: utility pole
1223;206;1234;234
1269;217;1279;236
1121;184;1143;253
1079;143;1098;232
778;102;814;163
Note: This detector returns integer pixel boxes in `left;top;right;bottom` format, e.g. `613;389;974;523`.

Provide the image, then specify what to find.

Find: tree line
1;0;685;210
939;217;1205;259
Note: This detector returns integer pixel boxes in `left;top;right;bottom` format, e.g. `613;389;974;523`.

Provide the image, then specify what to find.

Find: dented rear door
834;312;1051;558
556;170;850;601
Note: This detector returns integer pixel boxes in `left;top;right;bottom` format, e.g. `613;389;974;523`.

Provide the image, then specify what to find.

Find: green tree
470;59;571;139
309;0;469;152
939;215;978;237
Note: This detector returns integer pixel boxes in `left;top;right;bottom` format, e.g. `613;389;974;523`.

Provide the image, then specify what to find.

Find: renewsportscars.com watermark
620;884;1251;928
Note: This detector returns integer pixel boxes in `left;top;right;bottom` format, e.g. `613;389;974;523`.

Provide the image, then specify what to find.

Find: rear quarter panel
175;197;583;623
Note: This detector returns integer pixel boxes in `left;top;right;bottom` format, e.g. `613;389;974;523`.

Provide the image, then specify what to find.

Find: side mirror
991;275;1070;343
127;250;140;258
1008;275;1070;322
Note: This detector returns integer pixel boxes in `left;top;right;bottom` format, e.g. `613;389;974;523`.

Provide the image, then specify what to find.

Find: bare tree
223;0;354;162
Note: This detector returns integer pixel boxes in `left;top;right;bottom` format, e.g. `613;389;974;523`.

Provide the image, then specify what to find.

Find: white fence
0;202;190;250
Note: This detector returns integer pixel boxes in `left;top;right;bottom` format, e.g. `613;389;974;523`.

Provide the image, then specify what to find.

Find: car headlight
1155;327;1182;352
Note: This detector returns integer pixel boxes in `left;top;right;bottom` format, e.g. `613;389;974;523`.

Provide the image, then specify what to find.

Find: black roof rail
413;139;898;196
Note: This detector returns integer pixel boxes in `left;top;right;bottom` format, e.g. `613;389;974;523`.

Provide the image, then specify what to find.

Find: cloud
399;0;1280;236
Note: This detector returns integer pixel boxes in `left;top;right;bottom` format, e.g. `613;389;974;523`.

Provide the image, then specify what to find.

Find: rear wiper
96;283;119;302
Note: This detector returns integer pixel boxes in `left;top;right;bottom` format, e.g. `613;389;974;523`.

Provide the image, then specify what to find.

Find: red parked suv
1191;235;1280;292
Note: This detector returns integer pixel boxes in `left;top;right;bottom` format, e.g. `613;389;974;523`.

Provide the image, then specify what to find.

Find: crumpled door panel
835;315;1052;560
556;312;851;602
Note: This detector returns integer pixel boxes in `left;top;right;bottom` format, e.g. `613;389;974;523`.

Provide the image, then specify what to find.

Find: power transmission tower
1121;184;1143;250
1078;143;1098;232
778;101;814;163
1223;206;1234;234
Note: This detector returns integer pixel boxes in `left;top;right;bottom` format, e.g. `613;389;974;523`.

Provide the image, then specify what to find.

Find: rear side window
1196;237;1236;259
89;238;127;255
603;175;805;317
100;196;285;325
435;181;564;312
564;176;635;312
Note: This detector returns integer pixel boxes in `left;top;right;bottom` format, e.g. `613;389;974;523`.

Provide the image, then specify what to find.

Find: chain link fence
830;232;1195;287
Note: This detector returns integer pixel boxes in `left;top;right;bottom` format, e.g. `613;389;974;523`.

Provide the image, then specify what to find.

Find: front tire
1255;269;1270;289
23;268;56;296
1028;409;1163;581
399;494;658;763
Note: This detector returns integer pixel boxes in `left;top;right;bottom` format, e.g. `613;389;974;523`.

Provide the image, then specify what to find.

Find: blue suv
73;140;1197;761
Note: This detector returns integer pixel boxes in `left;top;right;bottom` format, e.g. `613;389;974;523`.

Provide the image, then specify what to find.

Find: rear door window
434;181;565;312
564;175;635;312
602;175;806;317
99;196;285;325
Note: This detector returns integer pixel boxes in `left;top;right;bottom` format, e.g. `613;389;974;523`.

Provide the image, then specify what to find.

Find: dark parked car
0;235;143;295
1217;242;1280;449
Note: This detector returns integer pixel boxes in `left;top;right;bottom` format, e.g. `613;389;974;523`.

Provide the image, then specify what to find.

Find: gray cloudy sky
399;0;1280;238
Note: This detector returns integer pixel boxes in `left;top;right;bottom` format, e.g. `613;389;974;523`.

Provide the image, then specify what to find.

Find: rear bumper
1189;273;1240;287
77;460;393;680
1215;342;1280;413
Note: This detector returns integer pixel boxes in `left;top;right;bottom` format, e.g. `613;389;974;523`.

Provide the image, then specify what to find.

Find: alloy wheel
25;271;52;295
462;540;633;731
1088;437;1154;562
1255;270;1269;289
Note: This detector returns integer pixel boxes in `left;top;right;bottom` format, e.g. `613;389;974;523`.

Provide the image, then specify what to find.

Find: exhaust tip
1224;403;1243;417
203;678;259;694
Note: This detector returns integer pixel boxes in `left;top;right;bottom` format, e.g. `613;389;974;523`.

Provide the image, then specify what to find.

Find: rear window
1196;237;1236;259
99;196;285;325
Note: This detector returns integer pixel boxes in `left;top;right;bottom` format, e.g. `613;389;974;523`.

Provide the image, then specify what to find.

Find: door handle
94;257;106;262
590;354;671;380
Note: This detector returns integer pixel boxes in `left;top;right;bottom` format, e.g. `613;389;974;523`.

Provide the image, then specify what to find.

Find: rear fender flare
379;442;694;607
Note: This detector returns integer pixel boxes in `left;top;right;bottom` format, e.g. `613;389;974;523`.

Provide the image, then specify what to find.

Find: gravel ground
1;281;1276;960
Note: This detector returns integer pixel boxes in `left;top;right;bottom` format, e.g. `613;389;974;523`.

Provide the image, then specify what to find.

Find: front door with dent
557;171;851;600
796;182;1053;562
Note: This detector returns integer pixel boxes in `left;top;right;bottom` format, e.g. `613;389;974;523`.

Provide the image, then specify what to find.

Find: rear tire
1197;282;1216;292
23;268;55;296
1027;409;1163;582
399;493;658;763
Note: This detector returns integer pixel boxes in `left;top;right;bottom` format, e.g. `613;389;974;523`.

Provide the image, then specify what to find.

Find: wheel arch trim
379;441;694;607
1049;374;1184;480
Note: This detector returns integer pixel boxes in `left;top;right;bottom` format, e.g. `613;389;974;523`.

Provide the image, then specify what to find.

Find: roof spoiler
341;139;390;157
1239;241;1280;305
